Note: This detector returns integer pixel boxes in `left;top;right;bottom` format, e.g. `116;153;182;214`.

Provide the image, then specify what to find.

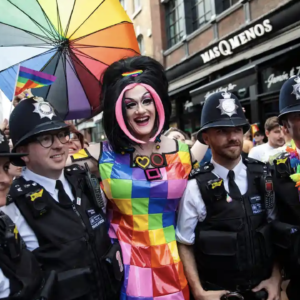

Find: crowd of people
0;55;300;300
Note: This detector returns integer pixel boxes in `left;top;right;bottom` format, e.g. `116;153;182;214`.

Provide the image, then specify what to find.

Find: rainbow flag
251;123;259;145
15;66;56;96
251;124;259;137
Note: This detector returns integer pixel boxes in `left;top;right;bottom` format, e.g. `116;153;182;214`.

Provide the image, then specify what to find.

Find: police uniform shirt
1;168;75;251
0;269;10;298
176;158;277;245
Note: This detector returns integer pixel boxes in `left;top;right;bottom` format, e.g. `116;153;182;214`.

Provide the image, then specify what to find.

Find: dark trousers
190;291;267;300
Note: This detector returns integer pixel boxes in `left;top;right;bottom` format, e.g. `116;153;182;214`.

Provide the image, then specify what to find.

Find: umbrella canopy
0;0;140;119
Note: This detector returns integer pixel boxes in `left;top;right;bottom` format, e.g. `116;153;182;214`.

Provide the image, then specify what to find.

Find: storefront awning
190;64;256;105
190;41;300;105
169;78;206;96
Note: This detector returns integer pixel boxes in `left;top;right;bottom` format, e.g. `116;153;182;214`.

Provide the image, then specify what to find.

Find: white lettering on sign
204;83;237;100
184;100;193;110
201;19;273;64
265;66;300;89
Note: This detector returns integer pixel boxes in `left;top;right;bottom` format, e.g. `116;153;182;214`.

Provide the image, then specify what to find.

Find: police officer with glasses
0;130;51;300
176;92;281;300
1;98;123;300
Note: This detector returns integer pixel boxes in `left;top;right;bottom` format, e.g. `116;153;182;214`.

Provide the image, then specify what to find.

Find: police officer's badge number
217;92;238;117
33;101;56;120
292;76;300;100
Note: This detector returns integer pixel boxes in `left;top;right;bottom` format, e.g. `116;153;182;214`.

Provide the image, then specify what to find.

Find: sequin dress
99;141;192;300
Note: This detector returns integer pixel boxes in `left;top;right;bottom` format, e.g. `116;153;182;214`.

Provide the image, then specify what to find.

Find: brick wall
165;46;186;69
150;0;166;65
218;7;244;38
250;0;292;20
188;28;214;56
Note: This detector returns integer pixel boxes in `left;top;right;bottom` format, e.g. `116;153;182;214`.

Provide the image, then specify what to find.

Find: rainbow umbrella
0;0;140;119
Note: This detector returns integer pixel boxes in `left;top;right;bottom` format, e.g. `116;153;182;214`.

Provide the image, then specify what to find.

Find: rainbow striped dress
99;140;192;300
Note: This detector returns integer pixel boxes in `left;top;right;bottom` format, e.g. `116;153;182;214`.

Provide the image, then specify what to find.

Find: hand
0;119;9;139
252;277;281;300
193;289;229;300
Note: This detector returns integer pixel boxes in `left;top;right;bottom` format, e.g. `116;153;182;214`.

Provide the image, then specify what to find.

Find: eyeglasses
35;131;70;148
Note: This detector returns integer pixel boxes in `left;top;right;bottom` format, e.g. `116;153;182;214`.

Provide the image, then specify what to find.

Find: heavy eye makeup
124;99;137;109
124;95;154;110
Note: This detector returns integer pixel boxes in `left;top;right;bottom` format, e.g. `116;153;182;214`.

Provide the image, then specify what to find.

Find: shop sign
204;83;237;100
191;73;255;105
184;101;193;110
265;66;300;90
201;19;273;64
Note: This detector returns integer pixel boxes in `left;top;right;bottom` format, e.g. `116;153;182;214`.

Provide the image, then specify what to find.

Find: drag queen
70;56;207;300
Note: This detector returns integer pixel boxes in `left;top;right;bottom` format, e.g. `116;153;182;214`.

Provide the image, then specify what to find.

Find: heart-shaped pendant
135;156;150;169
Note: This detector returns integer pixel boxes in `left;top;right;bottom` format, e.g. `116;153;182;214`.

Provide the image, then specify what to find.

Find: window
165;0;185;48
170;100;177;118
215;0;239;15
133;0;141;12
119;0;126;10
137;34;144;54
188;0;212;32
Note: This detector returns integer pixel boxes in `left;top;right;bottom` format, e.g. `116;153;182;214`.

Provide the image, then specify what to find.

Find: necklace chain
133;136;161;169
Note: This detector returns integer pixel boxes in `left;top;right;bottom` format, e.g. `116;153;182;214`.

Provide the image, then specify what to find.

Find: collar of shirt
211;157;246;178
210;157;248;195
22;168;74;202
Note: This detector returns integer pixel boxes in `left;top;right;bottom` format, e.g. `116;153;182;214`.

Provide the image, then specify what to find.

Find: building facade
120;0;154;56
151;0;300;134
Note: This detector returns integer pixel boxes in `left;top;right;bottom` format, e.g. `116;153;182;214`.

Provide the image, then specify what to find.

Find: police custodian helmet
278;75;300;122
197;91;250;143
9;98;69;165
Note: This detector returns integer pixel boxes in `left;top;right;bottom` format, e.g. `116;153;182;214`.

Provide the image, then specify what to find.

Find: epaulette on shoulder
189;162;214;179
243;157;266;166
7;178;42;204
273;151;290;164
71;148;92;163
65;164;86;176
243;157;269;174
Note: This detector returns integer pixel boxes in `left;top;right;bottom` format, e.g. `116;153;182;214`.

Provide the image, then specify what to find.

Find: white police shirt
1;168;75;252
176;158;277;245
0;269;10;298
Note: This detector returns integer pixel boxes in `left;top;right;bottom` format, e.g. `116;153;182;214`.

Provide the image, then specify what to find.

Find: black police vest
270;154;300;278
7;165;123;300
272;155;300;225
192;158;273;290
0;212;43;300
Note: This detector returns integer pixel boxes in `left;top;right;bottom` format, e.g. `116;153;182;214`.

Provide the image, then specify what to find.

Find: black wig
101;55;171;151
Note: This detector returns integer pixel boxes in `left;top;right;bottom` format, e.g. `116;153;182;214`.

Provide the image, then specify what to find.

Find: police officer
0;130;47;299
176;92;281;300
1;98;123;300
271;75;300;300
